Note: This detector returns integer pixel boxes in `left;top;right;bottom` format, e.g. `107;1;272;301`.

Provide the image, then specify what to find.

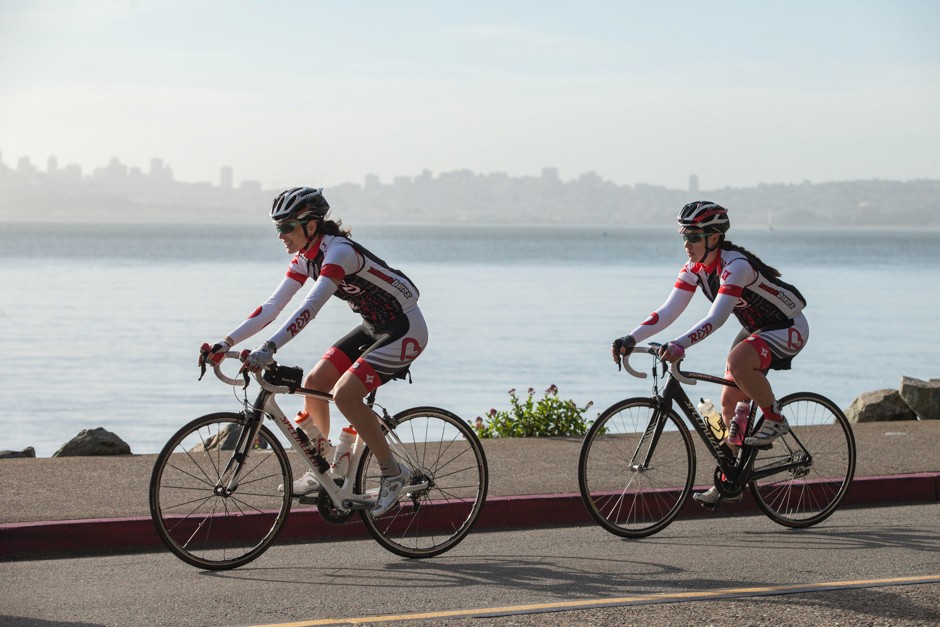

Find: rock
0;447;36;459
845;389;918;423
53;428;132;457
190;423;240;451
899;376;940;420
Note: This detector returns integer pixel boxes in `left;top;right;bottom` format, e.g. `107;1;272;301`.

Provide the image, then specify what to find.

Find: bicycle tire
149;412;292;570
357;406;488;558
579;397;696;538
749;392;856;528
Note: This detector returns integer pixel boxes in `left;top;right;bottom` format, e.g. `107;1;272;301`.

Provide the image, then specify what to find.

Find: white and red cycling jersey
628;248;807;356
228;233;421;351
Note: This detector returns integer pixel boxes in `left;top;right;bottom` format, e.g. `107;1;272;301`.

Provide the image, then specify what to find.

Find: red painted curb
1;473;937;560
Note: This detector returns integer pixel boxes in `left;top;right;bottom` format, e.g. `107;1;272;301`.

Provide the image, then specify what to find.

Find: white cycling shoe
278;471;321;496
744;416;790;447
373;463;412;516
693;486;742;506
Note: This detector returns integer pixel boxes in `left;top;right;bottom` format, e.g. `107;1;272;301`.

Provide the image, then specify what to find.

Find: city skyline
1;2;938;192
3;145;937;229
0;149;729;192
3;149;936;194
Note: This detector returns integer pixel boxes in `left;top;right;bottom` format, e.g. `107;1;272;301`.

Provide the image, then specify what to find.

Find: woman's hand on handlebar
198;340;230;368
611;335;636;369
657;341;685;363
243;341;277;373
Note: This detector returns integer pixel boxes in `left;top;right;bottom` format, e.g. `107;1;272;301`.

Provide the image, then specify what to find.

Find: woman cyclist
612;201;808;506
199;187;427;516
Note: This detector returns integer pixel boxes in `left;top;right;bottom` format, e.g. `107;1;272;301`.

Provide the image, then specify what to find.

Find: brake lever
238;349;251;389
197;343;210;381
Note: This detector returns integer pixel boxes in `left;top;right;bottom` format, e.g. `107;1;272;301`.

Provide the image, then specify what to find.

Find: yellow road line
249;574;940;627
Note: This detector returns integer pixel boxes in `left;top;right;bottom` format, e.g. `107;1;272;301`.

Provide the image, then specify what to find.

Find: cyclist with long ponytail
612;201;809;507
199;187;427;517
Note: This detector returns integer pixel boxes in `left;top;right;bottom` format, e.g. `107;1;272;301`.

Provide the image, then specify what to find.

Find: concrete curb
2;473;938;560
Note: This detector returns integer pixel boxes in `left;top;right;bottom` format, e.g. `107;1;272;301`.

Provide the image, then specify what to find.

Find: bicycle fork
214;407;266;496
629;403;672;473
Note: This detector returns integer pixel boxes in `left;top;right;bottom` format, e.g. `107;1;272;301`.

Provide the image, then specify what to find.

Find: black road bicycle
149;354;488;569
578;343;856;538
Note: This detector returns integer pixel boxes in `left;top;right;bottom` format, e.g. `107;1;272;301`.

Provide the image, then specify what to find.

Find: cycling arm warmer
227;276;303;346
264;275;340;350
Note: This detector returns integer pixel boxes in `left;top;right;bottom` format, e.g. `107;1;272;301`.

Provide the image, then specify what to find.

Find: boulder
53;428;132;457
0;447;36;459
899;376;940;420
845;389;917;423
191;423;240;451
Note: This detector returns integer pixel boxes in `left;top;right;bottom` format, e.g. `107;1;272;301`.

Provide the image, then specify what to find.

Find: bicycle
578;343;856;538
149;353;489;570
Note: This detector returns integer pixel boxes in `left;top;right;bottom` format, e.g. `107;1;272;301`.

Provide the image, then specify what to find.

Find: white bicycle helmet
271;187;330;223
677;201;730;234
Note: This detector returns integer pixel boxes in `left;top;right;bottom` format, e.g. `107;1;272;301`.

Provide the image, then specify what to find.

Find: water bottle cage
295;428;331;473
312;449;331;474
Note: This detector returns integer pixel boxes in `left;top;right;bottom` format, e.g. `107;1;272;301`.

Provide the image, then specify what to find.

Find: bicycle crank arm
342;496;379;510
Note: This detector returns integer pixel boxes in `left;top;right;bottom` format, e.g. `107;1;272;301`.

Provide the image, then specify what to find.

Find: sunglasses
682;232;710;243
275;220;303;234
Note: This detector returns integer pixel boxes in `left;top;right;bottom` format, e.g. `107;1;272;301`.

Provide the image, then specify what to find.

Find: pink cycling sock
760;402;783;422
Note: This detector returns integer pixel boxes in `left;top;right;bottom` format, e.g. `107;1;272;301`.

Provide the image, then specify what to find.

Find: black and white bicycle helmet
270;187;330;223
677;201;730;234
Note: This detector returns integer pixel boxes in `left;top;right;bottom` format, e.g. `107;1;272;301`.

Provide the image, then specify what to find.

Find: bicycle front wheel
357;407;488;558
149;412;292;570
579;398;695;538
749;392;856;528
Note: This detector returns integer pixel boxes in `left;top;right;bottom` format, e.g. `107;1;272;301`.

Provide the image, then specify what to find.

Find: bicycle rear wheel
149;412;292;570
749;392;856;528
579;398;695;538
357;407;488;558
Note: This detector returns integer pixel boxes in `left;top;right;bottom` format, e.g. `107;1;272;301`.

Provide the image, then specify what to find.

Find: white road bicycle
149;354;488;570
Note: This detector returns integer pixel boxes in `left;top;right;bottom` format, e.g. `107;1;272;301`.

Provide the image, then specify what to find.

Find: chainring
316;479;355;524
713;466;744;497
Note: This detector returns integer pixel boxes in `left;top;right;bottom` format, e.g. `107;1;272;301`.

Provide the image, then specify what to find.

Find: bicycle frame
657;368;740;470
216;360;430;513
626;347;814;491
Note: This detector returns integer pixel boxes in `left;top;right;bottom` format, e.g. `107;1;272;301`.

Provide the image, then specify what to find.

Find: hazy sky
1;0;937;191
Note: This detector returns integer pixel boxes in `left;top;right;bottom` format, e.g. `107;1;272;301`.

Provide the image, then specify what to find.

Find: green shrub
475;385;594;438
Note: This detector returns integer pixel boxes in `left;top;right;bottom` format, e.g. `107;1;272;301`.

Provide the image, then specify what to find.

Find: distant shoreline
2;175;938;228
1;216;938;232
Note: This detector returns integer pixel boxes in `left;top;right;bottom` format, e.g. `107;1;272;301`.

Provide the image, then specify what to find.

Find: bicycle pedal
297;494;320;505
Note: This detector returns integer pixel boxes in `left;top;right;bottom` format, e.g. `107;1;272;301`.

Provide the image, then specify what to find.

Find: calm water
1;222;937;457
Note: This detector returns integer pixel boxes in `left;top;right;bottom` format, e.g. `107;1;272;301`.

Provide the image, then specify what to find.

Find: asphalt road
2;503;939;626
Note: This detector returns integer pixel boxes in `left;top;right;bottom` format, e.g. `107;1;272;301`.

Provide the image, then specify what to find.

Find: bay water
1;221;936;457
